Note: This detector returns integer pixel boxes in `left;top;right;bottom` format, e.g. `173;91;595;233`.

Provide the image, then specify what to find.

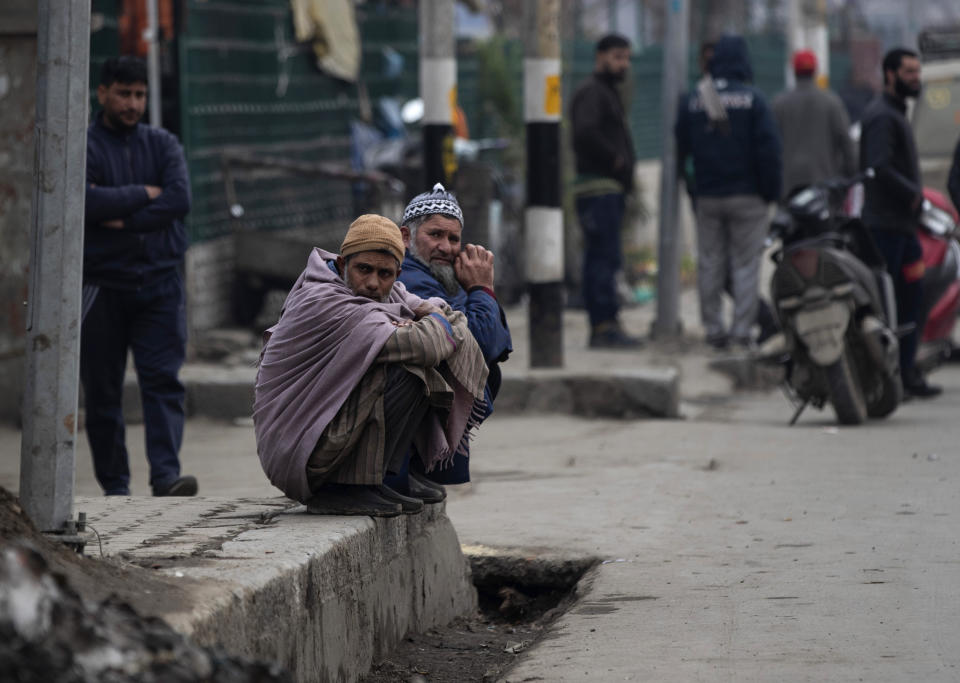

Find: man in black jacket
860;48;940;398
82;56;198;495
570;34;641;348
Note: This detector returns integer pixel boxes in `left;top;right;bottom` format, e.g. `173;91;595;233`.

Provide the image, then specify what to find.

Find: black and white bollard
524;0;563;368
419;0;456;190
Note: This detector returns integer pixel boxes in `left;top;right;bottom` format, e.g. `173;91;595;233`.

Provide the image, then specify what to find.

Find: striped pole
419;0;456;190
524;0;563;368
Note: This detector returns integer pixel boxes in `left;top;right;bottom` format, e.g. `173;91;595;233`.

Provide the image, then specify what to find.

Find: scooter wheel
826;348;867;425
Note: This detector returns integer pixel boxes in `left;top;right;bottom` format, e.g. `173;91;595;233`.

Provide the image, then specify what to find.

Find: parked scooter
765;170;903;425
915;188;960;371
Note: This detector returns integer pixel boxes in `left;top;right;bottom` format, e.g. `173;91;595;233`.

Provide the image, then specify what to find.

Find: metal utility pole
652;0;688;340
524;0;563;367
785;0;800;88
419;0;456;189
20;0;89;532
145;0;162;126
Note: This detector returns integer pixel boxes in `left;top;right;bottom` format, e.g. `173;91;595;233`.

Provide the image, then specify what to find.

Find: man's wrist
468;285;496;299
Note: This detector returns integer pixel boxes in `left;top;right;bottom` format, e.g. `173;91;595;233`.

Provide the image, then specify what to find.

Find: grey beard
409;240;461;296
429;262;461;297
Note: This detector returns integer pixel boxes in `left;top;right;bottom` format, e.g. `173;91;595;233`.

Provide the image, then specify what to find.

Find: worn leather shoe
589;324;644;349
306;484;402;517
904;377;943;400
153;475;198;497
373;485;424;515
408;472;446;504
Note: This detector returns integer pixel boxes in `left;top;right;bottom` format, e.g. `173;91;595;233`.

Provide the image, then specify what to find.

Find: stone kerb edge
172;505;476;683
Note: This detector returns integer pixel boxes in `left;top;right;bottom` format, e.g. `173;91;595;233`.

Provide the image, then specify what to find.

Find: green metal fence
458;34;798;164
89;0;120;112
179;1;419;245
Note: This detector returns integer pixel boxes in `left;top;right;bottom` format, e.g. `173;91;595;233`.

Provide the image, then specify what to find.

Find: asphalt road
450;364;960;682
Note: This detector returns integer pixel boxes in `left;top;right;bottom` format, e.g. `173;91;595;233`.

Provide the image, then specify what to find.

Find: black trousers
80;273;186;495
382;365;431;476
871;229;924;380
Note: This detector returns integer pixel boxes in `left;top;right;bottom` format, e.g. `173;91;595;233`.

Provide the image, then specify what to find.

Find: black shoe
904;377;942;399
373;485;424;515
706;334;729;351
408;472;446;504
153;475;198;497
306;484;402;517
589;324;644;349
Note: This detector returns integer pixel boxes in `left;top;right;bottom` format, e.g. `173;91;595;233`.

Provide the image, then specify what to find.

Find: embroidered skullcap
340;214;405;264
401;182;464;227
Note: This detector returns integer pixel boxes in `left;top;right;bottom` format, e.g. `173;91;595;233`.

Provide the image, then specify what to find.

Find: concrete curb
80;497;476;683
118;364;681;423
497;367;680;418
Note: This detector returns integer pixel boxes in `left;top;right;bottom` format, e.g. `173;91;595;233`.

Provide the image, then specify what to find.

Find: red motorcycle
916;188;960;371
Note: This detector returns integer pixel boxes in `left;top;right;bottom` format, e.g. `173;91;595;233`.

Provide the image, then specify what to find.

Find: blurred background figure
860;47;941;399
773;49;857;198
570;33;643;349
675;35;782;351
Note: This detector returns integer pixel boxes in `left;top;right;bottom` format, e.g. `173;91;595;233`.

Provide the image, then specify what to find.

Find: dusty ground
0;486;292;682
0;486;201;619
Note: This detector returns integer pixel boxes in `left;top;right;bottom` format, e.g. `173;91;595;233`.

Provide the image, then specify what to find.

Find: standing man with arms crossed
860;48;941;398
82;56;197;495
570;34;642;348
772;50;857;197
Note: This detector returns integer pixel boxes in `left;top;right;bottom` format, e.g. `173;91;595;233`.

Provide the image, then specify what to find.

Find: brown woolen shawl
254;247;433;502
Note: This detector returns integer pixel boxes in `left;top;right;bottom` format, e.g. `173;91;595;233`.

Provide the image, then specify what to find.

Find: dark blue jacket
84;113;190;289
675;35;782;202
399;253;512;415
398;253;512;485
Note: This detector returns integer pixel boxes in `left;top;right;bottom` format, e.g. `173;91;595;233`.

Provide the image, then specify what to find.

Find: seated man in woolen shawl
385;183;512;500
253;215;489;517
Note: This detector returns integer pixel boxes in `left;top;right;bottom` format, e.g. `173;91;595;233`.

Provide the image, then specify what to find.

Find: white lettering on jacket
688;92;754;111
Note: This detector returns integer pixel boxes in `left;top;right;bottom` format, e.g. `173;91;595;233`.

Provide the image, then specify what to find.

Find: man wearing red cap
772;49;857;198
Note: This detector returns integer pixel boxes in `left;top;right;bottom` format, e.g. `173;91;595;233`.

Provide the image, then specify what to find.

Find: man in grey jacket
772;50;856;197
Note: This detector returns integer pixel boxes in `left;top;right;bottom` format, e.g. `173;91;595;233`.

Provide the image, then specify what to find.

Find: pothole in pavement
362;549;597;683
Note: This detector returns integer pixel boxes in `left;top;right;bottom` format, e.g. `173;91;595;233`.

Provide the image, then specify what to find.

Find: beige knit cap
340;214;405;263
